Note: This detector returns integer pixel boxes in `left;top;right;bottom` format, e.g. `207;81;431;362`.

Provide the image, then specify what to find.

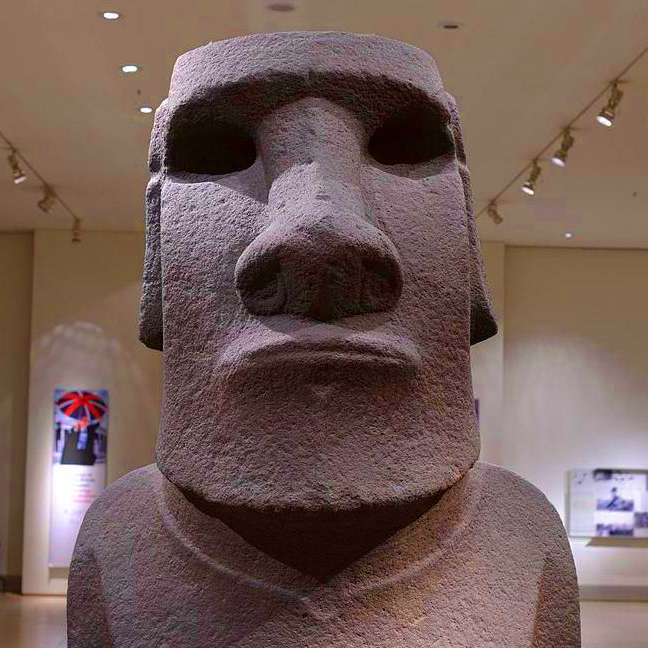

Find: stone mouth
217;327;422;377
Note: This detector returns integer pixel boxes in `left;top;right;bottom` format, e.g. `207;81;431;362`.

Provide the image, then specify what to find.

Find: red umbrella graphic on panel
57;391;107;465
56;390;107;425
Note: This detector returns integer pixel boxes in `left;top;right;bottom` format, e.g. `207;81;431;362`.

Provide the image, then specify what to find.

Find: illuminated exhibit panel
567;469;648;538
50;389;108;567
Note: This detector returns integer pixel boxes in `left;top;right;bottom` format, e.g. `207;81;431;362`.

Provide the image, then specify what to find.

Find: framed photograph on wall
567;468;648;538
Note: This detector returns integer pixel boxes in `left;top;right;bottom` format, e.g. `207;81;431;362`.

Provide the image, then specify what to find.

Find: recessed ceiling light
121;64;139;74
101;11;120;20
564;232;573;239
438;21;463;30
267;2;295;11
139;106;153;114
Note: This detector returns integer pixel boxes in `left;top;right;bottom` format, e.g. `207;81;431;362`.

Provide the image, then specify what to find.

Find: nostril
235;220;404;320
361;255;403;310
235;251;286;316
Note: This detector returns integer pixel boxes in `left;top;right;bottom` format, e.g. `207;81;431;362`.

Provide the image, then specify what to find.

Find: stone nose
235;97;403;321
235;197;403;321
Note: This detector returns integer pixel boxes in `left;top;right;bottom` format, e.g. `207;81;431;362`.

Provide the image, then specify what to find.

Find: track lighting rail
478;43;648;221
1;127;82;241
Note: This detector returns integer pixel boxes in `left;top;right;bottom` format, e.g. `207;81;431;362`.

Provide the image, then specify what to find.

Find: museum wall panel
21;230;162;594
0;233;33;587
503;246;648;594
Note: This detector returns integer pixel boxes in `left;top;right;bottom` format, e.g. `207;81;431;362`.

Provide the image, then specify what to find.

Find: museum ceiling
0;0;647;248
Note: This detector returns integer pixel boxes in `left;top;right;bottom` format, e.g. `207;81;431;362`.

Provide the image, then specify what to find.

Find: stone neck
157;462;483;589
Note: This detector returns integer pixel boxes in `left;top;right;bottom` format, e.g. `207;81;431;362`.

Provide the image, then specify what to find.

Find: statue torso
69;462;579;648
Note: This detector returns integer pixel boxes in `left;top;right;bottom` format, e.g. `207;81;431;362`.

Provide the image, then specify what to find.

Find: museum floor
0;595;646;647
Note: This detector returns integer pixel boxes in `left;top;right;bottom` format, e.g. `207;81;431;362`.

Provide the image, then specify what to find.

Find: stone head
139;32;496;513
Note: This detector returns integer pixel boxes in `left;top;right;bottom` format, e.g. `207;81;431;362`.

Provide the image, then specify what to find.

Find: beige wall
503;246;648;590
471;241;505;466
0;233;33;582
11;233;648;594
21;230;162;594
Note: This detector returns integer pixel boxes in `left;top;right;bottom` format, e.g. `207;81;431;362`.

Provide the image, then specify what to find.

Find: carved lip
218;328;422;376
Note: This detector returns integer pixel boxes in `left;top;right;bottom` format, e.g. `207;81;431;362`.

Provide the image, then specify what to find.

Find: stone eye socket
167;117;257;176
367;103;453;167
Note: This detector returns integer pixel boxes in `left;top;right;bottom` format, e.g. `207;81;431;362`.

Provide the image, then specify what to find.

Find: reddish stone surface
68;32;580;647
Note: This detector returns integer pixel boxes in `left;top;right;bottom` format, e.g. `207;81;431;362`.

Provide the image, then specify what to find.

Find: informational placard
567;469;648;538
49;389;108;567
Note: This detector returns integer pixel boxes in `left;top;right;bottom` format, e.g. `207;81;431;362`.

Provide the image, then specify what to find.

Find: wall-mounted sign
567;469;648;538
49;389;109;567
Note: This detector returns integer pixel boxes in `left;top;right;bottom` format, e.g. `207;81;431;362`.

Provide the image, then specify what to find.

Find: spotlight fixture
120;64;139;74
101;10;120;20
487;202;503;225
37;185;56;213
596;81;623;127
72;216;81;243
139;105;153;114
7;149;27;184
521;160;542;196
551;128;575;168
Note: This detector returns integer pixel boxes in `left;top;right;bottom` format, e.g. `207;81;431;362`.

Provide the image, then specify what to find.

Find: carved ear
139;100;169;351
445;93;498;345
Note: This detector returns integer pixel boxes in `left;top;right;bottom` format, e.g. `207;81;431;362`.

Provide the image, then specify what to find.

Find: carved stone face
140;32;496;512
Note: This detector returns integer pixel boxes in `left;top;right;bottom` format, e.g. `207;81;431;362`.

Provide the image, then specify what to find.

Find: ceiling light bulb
596;81;623;127
121;64;139;74
7;150;27;184
101;11;120;20
551;129;574;168
37;185;56;213
139;105;153;114
486;202;503;225
521;160;541;196
551;152;566;167
596;110;614;127
564;232;573;239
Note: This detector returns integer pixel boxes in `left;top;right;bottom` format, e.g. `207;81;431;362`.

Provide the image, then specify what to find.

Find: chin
156;364;479;514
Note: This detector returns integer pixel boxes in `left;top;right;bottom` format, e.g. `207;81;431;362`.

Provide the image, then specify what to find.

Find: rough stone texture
68;32;580;647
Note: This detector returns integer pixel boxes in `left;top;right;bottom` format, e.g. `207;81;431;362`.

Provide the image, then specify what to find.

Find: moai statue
68;32;580;647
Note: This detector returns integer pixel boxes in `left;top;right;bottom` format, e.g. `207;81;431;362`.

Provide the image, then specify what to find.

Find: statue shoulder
68;464;163;646
470;461;569;542
470;463;581;646
74;463;161;546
